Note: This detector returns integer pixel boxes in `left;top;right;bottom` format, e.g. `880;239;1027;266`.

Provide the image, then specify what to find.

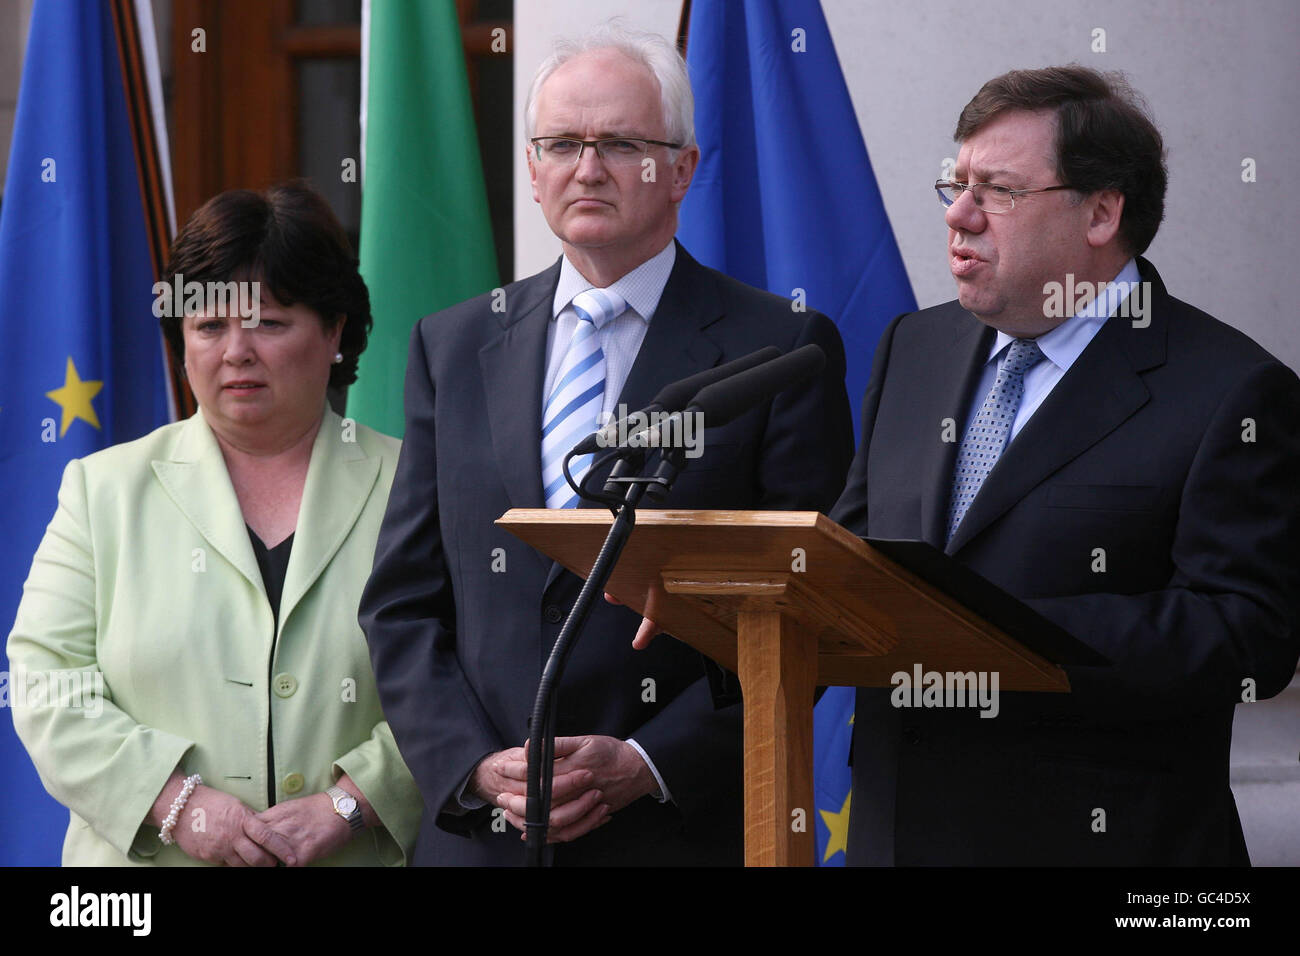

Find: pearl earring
333;353;343;364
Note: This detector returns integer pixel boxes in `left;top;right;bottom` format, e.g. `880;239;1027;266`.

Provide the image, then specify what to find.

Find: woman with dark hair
7;182;421;866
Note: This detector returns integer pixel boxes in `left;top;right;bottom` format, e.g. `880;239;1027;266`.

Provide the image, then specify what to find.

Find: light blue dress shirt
544;241;677;425
962;258;1142;442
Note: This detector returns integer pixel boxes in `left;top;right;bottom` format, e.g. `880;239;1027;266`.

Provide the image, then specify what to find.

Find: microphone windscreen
691;344;826;427
650;345;783;412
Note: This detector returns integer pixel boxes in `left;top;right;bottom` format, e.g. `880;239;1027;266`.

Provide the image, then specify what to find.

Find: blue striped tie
541;288;627;508
946;337;1044;543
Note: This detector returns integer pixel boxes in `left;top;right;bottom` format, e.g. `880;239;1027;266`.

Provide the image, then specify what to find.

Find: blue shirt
962;258;1141;442
544;241;677;423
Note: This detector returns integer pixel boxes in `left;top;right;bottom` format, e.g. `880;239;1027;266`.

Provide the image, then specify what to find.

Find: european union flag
0;0;172;864
679;0;917;865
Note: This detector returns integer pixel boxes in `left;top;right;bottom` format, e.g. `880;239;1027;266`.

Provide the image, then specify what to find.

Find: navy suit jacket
361;242;853;865
831;258;1300;865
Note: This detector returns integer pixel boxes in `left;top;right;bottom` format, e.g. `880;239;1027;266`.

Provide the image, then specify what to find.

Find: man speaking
360;24;853;865
831;65;1300;865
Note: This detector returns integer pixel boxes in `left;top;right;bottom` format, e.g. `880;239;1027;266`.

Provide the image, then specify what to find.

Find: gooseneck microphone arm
524;456;650;866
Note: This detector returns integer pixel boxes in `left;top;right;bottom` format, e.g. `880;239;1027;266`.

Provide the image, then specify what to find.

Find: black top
248;526;293;810
248;526;293;628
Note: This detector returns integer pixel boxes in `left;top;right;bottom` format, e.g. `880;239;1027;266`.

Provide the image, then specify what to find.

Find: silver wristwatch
326;785;364;832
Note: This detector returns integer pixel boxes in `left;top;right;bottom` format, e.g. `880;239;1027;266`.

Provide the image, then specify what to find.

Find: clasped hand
168;785;356;867
240;792;354;867
472;735;658;843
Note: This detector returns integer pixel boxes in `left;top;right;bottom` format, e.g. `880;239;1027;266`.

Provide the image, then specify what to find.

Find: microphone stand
520;345;823;863
524;446;681;866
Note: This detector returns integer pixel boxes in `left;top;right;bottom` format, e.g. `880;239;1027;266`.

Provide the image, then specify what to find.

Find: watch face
337;795;357;815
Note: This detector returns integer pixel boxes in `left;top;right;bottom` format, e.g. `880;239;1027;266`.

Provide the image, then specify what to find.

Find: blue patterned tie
541;288;627;509
946;337;1045;543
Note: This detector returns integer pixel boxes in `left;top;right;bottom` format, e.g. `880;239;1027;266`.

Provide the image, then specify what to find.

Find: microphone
569;346;782;455
614;344;826;456
650;345;783;415
639;344;827;502
690;343;827;428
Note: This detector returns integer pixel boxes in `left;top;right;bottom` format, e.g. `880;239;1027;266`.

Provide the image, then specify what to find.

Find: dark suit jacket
831;258;1300;866
360;242;853;865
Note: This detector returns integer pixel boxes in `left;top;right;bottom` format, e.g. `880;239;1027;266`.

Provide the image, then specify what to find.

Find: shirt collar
552;240;677;323
987;258;1140;371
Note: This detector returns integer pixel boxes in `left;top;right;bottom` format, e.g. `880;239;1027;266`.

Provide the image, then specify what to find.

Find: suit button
272;673;298;698
282;772;305;794
544;605;563;624
903;729;922;746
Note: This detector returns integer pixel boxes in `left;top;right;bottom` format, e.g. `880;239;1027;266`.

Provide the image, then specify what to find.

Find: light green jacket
7;407;422;865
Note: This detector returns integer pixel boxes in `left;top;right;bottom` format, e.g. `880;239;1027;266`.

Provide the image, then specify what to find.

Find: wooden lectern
497;509;1071;867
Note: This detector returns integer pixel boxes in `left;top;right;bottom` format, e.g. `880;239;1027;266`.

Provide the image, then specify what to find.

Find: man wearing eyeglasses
830;66;1300;865
360;23;852;866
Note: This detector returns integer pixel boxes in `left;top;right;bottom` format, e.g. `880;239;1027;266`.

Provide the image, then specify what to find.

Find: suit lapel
610;242;724;417
919;313;995;548
479;262;561;510
945;263;1168;554
277;408;380;632
152;409;382;632
150;411;264;595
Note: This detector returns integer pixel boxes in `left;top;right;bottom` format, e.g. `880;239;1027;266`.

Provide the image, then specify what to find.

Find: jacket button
282;772;305;794
903;729;922;745
544;605;563;624
272;673;298;698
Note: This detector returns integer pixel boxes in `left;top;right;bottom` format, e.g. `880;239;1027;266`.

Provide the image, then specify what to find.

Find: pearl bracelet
159;773;202;846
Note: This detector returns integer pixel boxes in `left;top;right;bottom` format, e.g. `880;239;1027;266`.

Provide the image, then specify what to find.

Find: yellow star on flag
819;788;851;862
46;357;103;437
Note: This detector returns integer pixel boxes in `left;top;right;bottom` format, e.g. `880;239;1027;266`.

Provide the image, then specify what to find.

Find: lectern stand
497;509;1071;867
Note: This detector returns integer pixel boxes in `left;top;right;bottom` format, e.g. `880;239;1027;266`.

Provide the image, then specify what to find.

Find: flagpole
108;0;193;421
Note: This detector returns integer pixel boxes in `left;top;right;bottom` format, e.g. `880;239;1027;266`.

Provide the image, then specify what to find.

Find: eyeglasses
531;137;682;167
935;179;1075;214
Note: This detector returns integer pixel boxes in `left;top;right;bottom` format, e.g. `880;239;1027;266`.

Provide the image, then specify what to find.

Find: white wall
515;0;1300;372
